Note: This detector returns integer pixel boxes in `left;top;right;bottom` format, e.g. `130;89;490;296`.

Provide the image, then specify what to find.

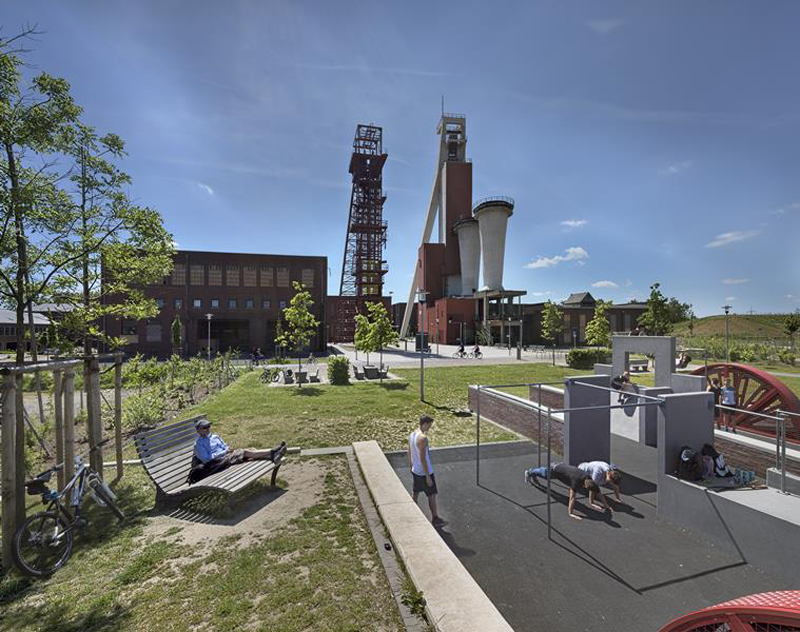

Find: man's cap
195;419;211;429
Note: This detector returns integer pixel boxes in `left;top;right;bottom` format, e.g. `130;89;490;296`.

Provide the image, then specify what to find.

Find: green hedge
566;347;611;370
328;356;351;385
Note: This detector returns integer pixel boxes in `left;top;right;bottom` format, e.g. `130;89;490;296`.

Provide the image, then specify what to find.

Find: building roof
31;303;76;313
563;292;595;306
0;309;50;326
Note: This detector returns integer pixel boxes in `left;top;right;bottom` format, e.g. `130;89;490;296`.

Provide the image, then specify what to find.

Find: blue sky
5;1;799;316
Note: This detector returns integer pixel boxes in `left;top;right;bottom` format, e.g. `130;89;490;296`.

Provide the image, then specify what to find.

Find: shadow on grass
20;595;131;632
290;387;323;397
379;382;409;391
153;485;287;526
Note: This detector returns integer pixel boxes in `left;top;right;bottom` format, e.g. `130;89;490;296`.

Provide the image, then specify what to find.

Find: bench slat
137;433;196;458
135;415;205;440
141;444;194;470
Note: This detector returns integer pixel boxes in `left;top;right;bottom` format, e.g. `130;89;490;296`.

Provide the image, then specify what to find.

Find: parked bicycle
13;439;125;577
260;367;277;383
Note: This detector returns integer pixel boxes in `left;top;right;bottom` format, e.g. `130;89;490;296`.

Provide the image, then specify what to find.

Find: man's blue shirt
194;433;229;463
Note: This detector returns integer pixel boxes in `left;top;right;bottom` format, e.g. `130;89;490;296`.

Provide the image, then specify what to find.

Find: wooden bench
629;359;649;372
378;365;389;379
134;415;284;506
353;365;365;380
308;367;320;383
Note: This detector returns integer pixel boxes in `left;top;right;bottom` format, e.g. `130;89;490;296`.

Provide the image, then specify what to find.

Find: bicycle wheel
91;480;125;521
12;511;74;577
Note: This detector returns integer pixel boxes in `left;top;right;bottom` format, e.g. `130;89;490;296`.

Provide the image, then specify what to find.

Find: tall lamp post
417;290;428;401
205;313;213;360
436;317;439;355
722;305;732;362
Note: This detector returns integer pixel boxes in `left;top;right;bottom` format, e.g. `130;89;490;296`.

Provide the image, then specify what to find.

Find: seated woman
189;419;286;483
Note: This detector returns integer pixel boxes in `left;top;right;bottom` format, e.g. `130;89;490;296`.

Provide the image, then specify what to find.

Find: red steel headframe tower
339;124;388;298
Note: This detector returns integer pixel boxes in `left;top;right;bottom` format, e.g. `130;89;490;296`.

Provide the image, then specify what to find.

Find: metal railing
472;195;515;211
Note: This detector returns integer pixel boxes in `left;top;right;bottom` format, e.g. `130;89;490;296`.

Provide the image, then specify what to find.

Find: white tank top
409;429;433;476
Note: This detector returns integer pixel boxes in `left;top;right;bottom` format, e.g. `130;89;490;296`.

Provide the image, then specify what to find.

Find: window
122;320;137;335
146;323;162;343
171;263;186;285
279;300;287;310
243;266;257;286
260;267;273;287
276;267;289;287
245;298;254;309
174;298;183;309
208;265;222;286
156;298;165;309
301;268;314;288
226;265;239;286
193;299;202;308
190;265;204;285
211;299;219;308
262;299;271;309
228;298;237;308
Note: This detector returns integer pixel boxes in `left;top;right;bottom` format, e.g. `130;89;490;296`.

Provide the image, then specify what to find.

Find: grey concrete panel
612;335;676;387
657;475;800;586
564;374;611;465
611;406;639;441
657;391;714;477
767;467;800;495
594;363;613;376
638;386;672;447
671;373;706;393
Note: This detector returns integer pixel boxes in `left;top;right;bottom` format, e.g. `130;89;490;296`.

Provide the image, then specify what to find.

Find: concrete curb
353;440;514;632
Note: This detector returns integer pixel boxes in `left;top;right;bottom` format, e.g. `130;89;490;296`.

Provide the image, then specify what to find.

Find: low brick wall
715;434;800;478
527;384;564;410
468;386;563;454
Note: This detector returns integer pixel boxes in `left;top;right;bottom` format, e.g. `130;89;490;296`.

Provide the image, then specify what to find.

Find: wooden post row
63;369;76;484
114;357;123;480
53;370;65;491
2;375;17;571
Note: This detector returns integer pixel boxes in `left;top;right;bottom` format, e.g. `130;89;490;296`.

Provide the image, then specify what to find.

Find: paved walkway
386;437;786;632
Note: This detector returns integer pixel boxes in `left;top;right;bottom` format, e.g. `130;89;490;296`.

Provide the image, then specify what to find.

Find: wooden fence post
14;373;25;522
114;356;123;480
53;370;65;490
63;369;76;484
2;374;18;571
88;358;103;474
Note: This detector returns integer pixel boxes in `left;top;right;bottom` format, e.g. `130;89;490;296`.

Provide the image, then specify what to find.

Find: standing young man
408;415;446;527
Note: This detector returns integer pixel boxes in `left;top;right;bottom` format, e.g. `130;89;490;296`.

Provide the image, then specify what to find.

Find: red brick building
103;250;327;358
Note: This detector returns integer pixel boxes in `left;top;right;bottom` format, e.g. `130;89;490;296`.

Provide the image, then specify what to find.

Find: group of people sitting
524;460;622;521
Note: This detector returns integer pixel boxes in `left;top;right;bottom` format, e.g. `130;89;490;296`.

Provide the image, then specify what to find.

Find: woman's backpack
677;446;704;481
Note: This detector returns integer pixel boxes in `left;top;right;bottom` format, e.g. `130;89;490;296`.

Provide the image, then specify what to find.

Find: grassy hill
672;313;793;338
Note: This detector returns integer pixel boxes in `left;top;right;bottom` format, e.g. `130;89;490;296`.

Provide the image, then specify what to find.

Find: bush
122;390;167;431
778;348;796;366
327;356;350;385
566;347;611;370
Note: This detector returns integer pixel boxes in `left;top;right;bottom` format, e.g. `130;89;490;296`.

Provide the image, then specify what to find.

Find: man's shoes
431;516;448;528
524;470;538;487
270;441;288;462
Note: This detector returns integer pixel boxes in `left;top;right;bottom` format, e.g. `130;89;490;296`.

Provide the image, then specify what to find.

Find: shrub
778;348;796;366
566;348;611;370
327;356;350;385
122;390;166;431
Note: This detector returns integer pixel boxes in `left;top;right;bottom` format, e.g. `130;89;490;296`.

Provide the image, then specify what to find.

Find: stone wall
468;386;563;453
715;434;800;477
527;384;564;410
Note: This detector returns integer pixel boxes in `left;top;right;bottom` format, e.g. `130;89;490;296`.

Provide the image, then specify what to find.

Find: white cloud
531;291;552;297
197;182;214;195
560;219;587;228
658;160;693;176
624;279;633;287
725;296;737;302
586;19;625;35
524;246;589;269
722;278;749;285
770;201;800;216
705;230;760;248
787;294;800;303
592;280;619;288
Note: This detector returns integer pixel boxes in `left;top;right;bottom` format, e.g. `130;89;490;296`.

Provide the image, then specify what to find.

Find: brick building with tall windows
102;250;327;358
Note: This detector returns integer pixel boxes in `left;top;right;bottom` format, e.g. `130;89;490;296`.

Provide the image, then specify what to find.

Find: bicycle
13;439;125;577
307;353;318;367
260;367;276;383
452;350;468;359
469;350;483;359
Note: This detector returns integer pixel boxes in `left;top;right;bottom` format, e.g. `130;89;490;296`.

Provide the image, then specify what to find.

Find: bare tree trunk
26;280;46;425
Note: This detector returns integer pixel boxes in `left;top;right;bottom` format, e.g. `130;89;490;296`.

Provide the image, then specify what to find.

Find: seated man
524;462;610;521
578;461;622;502
190;419;287;483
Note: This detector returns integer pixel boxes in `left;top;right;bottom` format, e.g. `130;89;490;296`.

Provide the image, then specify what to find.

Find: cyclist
473;344;482;358
457;342;466;357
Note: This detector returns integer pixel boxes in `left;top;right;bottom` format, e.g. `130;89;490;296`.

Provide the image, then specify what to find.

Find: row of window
156;297;287;310
0;325;45;336
169;264;315;288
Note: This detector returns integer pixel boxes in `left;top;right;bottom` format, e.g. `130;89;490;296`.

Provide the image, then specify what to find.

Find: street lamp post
722;305;732;362
436;317;439;355
508;316;512;355
417;290;428;401
205;313;213;360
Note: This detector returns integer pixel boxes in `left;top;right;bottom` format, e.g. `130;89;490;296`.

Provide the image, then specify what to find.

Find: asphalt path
387;437;786;631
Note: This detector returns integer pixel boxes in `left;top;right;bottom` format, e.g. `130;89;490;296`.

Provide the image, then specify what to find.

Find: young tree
585;299;612;347
171;315;183;356
368;302;399;371
276;282;320;383
688;313;696;337
353;312;375;365
541;300;564;366
785;312;800;351
637;283;672;336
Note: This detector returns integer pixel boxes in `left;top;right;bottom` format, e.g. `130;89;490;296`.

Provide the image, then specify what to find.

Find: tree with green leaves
354;312;374;365
171;315;183;356
637;283;672;336
585;299;612;347
665;297;693;324
541;300;563;366
367;302;399;373
785;312;800;351
276;282;320;383
688;313;696;337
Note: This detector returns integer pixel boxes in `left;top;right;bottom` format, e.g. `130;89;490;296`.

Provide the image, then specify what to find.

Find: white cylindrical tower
453;218;480;296
473;196;514;292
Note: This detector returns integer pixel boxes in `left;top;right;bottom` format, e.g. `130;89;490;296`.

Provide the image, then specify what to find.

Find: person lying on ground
524;462;610;521
190;419;287;483
578;461;622;501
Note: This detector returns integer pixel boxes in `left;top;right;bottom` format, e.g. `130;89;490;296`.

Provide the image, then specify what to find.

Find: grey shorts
223;449;246;466
412;473;437;496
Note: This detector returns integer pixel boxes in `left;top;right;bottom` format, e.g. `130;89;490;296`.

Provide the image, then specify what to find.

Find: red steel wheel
660;590;800;631
692;363;800;443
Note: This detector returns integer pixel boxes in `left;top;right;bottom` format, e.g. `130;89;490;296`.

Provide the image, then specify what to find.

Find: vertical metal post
476;386;481;485
546;404;552;541
63;369;76;484
2;374;18;570
537;383;542;468
53;370;65;490
114;356;123;480
780;413;787;494
420;302;425;401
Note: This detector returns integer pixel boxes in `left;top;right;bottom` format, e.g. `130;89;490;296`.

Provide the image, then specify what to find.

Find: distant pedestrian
720;377;737;433
707;377;723;430
407;415;446;527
